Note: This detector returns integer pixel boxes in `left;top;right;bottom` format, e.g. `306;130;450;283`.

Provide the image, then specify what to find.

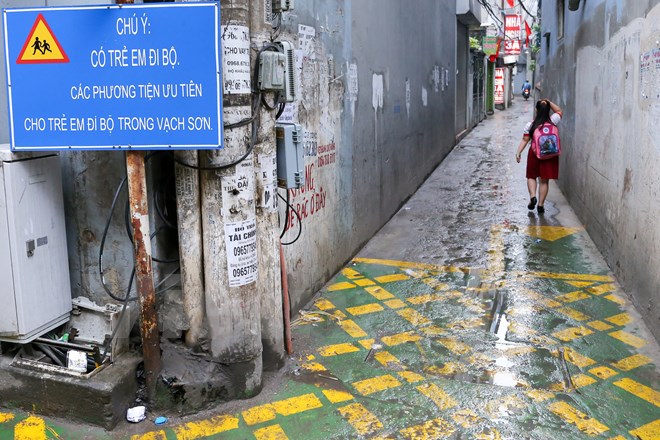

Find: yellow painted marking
337;319;368;338
524;289;562;308
346;303;384;316
525;226;582;242
607;436;626;440
374;273;410;283
485;395;526;417
587;283;616;295
407;293;445;305
475;429;503;440
0;413;14;423
322;389;353;403
589;366;618;380
381;331;421;346
364;286;395;300
609;330;647;348
557;290;591;303
354;278;376;286
630;419;660;439
172;415;239;439
242;394;324;426
572;374;598;388
418;325;446;336
342;268;363;279
397;308;431;326
352;257;463;273
400;417;456;439
552;326;594;342
318;343;360;357
404;269;427;278
397;371;425;383
337;403;383;435
314;299;335;311
327;281;355;291
242;405;277;426
417;383;458;410
605;312;632;326
14;416;46;440
567;281;595;287
384;299;406;309
451;409;481;428
374;350;401;367
253;424;289;440
437;338;471;355
333;310;347;319
588;320;613;331
524;272;614;283
358;339;375;349
612;354;652;371
548;401;609;436
526;389;555;402
449;317;484;330
301;362;327;372
353;375;401;395
563;347;596;368
604;294;626;305
486;225;505;279
557;307;590;321
614;378;660;407
422;277;448;290
131;431;167;440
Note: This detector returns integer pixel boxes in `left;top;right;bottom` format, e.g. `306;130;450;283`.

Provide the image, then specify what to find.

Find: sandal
537;205;545;214
527;197;537;210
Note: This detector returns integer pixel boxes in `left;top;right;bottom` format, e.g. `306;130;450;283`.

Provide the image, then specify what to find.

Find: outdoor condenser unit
0;146;71;343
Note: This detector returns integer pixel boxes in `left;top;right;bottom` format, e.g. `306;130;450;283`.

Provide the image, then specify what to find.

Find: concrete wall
277;0;458;312
538;0;660;341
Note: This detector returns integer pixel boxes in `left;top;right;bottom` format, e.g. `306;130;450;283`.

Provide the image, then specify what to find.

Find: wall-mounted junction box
257;41;296;103
272;0;294;13
0;146;71;343
276;123;304;189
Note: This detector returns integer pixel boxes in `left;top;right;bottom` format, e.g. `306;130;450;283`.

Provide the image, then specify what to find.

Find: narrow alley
2;100;658;439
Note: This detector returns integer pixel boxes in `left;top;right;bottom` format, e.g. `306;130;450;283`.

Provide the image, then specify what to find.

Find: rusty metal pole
117;0;161;402
126;151;161;401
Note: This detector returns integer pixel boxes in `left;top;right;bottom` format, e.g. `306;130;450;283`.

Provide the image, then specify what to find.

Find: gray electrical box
276;123;304;189
258;51;287;92
0;146;72;342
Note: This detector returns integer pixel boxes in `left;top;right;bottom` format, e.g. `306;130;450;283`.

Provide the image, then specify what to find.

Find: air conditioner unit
0;146;71;343
280;40;296;103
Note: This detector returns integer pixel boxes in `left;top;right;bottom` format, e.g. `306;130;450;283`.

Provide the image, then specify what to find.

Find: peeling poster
225;217;258;287
298;24;316;60
259;153;278;212
221;25;251;94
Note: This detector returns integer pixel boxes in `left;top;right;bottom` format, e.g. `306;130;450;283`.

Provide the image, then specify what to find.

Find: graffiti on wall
284;162;327;231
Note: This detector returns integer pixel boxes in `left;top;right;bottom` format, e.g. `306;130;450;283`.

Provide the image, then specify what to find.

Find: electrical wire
278;192;302;245
279;188;290;239
99;177;129;302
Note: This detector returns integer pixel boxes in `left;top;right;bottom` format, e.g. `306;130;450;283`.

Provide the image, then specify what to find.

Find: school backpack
531;121;561;160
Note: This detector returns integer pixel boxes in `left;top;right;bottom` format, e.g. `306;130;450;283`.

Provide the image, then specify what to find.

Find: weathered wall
276;1;458;312
538;0;660;341
0;0;460;334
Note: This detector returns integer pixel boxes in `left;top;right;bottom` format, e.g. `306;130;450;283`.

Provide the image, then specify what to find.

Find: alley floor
1;100;659;439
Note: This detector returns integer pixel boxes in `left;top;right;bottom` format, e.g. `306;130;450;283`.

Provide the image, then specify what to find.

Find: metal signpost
3;2;223;400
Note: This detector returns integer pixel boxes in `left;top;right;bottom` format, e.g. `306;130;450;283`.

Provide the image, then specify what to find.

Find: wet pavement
2;101;660;439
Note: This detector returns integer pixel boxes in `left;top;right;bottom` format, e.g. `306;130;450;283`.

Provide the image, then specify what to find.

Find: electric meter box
276;123;304;189
0;146;72;342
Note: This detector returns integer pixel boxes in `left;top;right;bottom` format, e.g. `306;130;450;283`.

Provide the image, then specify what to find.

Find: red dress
526;148;559;179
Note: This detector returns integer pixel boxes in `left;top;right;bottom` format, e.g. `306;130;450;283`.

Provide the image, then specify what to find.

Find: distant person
515;99;563;214
522;80;531;92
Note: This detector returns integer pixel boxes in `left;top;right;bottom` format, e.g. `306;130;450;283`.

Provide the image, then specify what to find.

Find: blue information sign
3;3;223;151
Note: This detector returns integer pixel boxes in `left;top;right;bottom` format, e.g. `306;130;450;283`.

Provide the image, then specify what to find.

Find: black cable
99;177;130;302
155;177;177;230
124;202;179;264
275;102;286;120
279;188;290;239
278;192;302;245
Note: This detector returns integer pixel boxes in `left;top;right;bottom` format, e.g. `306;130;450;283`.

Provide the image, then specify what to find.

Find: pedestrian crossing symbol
16;14;69;64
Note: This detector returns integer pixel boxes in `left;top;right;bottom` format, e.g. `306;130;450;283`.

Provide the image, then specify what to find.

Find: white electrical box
276;123;304;189
0;146;72;342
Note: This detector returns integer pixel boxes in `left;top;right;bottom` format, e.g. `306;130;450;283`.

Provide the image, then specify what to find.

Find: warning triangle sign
17;14;69;64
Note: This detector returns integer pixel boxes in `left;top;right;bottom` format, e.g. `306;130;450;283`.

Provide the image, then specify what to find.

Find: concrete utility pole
200;0;262;393
116;0;161;403
250;0;286;369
